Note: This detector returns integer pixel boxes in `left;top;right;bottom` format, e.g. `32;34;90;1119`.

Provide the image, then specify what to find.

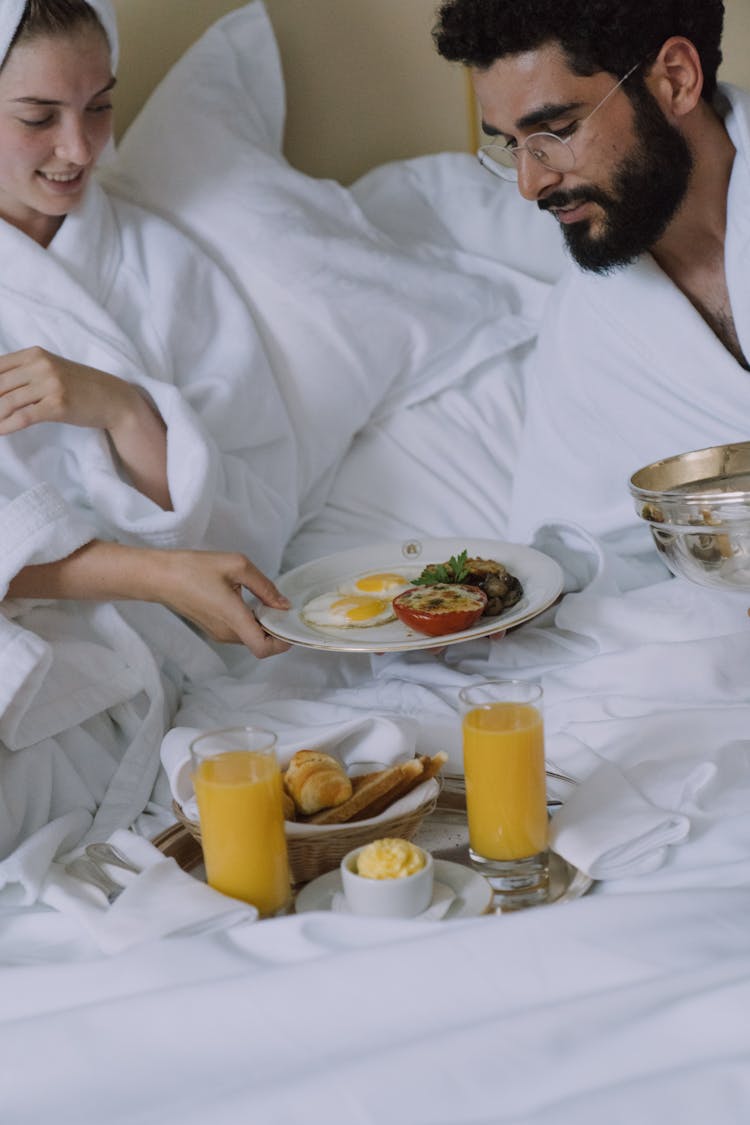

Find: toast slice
349;757;425;821
301;756;449;828
420;750;448;783
354;751;448;820
302;751;449;825
305;764;406;825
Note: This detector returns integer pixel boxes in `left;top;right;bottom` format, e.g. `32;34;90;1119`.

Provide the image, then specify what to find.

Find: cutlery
546;766;579;787
85;842;142;875
64;856;125;905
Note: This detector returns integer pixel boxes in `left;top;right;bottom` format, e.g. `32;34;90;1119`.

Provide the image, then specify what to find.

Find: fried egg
301;591;397;629
337;571;412;598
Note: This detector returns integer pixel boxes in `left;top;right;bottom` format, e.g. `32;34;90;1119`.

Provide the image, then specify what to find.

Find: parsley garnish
412;549;470;586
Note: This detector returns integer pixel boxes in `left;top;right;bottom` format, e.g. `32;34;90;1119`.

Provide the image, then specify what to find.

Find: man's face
473;46;694;272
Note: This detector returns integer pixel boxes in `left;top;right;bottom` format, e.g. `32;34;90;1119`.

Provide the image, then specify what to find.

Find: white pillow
350;152;567;291
105;1;544;520
281;155;568;567
283;341;533;569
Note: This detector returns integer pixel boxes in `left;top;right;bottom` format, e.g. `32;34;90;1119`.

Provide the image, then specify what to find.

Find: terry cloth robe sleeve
0;111;298;881
0;484;96;598
7;182;297;578
508;84;750;568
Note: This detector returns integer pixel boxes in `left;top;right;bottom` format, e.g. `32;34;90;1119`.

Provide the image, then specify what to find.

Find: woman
0;0;298;880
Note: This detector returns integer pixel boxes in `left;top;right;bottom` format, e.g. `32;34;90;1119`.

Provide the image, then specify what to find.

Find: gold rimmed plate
257;537;564;654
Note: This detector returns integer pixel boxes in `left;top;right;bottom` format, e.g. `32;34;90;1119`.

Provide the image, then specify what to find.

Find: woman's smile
0;25;112;243
36;166;87;192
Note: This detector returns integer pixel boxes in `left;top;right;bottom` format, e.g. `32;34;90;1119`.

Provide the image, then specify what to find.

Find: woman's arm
0;348;172;510
7;540;291;658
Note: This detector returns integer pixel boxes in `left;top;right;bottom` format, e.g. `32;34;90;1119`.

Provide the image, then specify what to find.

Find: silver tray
416;802;593;911
154;802;594;912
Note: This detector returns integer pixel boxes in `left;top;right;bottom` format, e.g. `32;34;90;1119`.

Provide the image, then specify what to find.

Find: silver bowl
630;441;750;590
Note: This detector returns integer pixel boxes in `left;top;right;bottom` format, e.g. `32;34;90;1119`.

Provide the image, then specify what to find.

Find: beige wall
112;0;750;185
112;0;468;184
722;0;750;88
264;0;469;182
111;0;241;142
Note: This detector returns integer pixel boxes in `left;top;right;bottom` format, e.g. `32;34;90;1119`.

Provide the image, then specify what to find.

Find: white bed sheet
3;5;750;1122
5;549;750;1123
3;886;750;1124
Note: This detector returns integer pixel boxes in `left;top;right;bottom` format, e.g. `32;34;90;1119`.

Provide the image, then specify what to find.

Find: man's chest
677;260;749;371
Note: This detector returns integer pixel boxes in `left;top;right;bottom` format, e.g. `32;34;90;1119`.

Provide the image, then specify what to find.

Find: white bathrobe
0;181;297;876
508;84;750;575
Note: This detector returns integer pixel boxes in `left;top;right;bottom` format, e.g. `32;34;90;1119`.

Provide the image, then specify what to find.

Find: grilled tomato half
392;583;488;637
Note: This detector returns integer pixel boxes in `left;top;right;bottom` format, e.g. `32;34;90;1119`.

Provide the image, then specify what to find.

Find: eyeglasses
478;61;640;182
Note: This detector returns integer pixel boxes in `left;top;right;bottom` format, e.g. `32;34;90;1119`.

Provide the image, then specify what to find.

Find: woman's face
0;24;113;244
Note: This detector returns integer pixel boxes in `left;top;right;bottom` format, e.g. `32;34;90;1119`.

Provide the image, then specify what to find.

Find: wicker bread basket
173;784;438;886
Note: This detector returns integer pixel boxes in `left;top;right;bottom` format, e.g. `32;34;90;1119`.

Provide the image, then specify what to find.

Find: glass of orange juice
458;680;549;909
190;727;291;917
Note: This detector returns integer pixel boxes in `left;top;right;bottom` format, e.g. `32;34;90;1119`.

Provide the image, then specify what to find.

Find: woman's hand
0;347;136;432
0;348;171;509
153;549;292;657
8;542;292;660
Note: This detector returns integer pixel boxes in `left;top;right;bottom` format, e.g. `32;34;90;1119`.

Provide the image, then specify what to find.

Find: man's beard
539;84;694;273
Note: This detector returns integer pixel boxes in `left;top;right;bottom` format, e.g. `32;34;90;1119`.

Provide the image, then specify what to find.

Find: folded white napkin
331;880;455;921
41;829;256;954
161;713;418;822
549;759;693;879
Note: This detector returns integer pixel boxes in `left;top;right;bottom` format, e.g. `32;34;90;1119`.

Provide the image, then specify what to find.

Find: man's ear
647;37;704;119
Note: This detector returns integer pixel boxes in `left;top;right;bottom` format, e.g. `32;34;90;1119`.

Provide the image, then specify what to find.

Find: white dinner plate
257;537;564;653
294;858;494;919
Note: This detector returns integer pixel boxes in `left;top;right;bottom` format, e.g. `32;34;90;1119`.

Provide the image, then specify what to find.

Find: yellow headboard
112;0;750;186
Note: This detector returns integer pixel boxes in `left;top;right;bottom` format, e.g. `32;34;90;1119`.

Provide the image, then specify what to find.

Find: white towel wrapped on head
0;0;119;70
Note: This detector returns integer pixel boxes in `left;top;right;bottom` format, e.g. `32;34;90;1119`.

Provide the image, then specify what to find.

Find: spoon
85;842;142;875
64;856;125;905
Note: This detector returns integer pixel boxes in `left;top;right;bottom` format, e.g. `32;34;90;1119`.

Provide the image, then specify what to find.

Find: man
433;1;748;576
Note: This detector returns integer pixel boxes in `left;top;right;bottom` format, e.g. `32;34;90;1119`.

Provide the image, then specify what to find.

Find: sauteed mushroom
412;551;523;618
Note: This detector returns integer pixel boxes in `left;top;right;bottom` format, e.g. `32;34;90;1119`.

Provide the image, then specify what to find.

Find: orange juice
462;702;548;861
193;749;290;916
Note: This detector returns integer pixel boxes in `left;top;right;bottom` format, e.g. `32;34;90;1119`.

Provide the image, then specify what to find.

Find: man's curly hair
433;0;725;101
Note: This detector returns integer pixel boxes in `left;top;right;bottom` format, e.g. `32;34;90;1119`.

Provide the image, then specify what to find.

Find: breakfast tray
154;800;593;911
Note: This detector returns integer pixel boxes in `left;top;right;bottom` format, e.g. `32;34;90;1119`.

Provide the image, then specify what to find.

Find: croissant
283;750;352;815
306;763;405;825
307;750;448;824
